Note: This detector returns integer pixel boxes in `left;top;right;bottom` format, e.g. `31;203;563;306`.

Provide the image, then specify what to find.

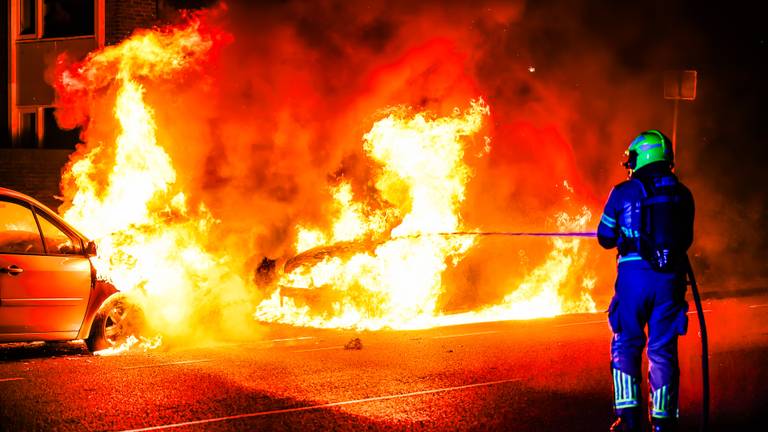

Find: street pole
672;98;680;156
664;69;704;430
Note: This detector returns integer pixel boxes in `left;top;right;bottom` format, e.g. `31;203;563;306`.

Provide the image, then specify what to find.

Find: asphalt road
0;293;766;431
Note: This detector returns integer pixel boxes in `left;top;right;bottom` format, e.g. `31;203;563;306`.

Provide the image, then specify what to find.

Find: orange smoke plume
49;2;613;339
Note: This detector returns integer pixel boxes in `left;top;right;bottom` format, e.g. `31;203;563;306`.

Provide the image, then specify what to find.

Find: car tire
86;294;145;352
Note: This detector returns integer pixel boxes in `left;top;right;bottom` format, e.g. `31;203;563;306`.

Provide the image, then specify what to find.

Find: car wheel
86;294;145;352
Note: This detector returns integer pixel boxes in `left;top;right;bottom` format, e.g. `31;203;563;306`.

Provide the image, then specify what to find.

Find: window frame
16;107;42;148
0;196;87;257
8;0;105;149
40;105;82;149
32;205;85;256
16;0;38;40
15;0;99;41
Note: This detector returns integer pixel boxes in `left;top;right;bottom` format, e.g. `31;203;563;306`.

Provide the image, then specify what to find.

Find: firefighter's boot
651;417;678;432
609;409;640;432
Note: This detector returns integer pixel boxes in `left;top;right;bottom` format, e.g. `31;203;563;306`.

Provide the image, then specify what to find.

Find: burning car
0;187;144;352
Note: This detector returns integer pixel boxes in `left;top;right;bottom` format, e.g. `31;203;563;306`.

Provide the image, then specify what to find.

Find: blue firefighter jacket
597;162;694;266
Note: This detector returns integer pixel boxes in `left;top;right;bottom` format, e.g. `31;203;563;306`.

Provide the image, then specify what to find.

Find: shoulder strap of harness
630;178;648;198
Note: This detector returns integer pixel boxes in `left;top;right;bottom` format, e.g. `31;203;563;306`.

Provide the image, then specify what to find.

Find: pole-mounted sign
663;70;698;155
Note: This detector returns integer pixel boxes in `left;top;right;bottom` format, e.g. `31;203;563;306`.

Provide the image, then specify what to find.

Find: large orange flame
254;100;596;330
55;14;253;346
53;13;597;342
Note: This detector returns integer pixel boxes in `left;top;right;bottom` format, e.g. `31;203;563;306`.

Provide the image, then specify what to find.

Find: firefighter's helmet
623;129;674;171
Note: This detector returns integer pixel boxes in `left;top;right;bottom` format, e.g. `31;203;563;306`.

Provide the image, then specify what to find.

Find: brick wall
0;149;72;211
106;0;159;45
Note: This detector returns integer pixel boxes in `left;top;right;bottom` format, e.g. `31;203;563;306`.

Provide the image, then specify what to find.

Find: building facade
2;0;202;209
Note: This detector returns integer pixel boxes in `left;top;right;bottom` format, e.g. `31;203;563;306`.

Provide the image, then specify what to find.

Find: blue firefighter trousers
608;259;689;419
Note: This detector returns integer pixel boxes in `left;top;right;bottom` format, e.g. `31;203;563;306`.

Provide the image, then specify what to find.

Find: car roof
0;187;53;209
0;187;90;242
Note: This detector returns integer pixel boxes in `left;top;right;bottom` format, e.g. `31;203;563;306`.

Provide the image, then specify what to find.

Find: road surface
1;293;766;431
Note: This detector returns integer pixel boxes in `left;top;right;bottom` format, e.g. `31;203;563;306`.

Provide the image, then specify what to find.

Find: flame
53;13;597;341
93;334;163;357
433;209;597;327
254;100;596;330
56;14;250;343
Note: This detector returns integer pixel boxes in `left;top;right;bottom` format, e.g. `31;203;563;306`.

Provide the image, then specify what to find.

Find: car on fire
0;187;143;352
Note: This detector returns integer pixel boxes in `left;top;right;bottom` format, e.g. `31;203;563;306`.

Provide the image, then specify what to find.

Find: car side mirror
85;240;98;256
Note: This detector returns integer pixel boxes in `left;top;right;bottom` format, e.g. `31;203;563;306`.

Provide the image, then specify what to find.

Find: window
43;0;95;38
35;209;83;255
19;111;39;148
0;200;44;254
19;0;37;36
43;107;80;149
10;1;99;149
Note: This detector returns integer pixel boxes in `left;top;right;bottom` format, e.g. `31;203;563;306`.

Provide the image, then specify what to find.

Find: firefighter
597;130;695;432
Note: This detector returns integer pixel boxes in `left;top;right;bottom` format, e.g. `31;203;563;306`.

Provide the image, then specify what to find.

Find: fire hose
419;231;708;431
685;255;709;432
408;231;597;238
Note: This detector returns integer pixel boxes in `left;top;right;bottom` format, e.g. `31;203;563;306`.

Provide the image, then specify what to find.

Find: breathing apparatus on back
620;130;688;273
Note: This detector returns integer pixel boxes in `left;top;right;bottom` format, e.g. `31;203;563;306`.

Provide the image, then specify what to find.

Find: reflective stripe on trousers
613;368;639;409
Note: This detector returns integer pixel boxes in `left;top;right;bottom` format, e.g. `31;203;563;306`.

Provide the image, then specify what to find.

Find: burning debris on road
344;338;364;350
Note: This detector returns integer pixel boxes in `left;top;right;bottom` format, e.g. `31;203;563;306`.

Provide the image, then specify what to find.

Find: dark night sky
570;0;767;186
554;0;768;277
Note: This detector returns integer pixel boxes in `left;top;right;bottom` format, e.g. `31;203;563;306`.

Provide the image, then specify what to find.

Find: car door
0;198;91;337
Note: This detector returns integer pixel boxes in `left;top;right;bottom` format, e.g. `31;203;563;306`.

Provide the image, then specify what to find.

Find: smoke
54;0;766;334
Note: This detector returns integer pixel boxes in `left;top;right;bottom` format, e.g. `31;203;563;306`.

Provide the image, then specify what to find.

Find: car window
35;210;83;255
0;200;44;254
